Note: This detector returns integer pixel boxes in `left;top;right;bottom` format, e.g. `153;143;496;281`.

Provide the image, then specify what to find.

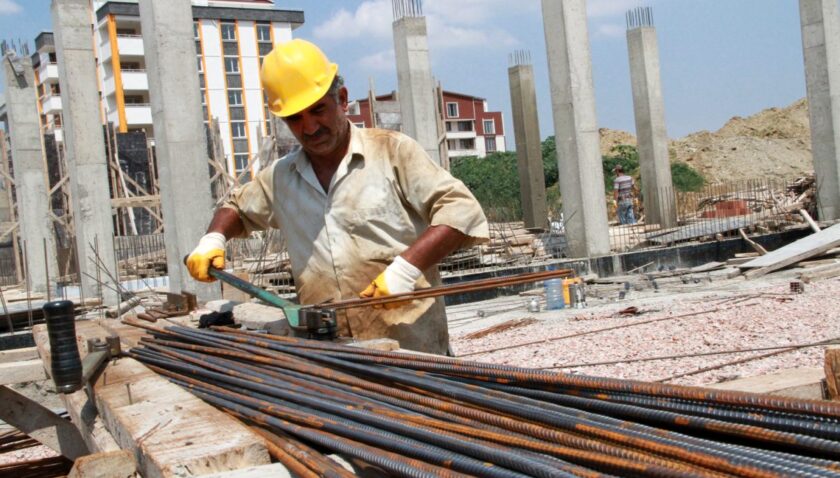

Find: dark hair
327;74;344;103
614;165;624;173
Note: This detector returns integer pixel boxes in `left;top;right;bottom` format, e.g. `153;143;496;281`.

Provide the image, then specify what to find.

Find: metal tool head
299;308;337;340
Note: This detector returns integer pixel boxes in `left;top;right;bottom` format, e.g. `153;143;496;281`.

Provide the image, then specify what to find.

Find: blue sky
0;0;828;144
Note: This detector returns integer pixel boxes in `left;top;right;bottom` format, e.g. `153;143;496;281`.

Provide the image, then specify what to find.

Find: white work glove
359;256;422;309
186;232;226;282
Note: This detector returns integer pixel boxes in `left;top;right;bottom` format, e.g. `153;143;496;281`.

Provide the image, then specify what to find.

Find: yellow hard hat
260;39;338;118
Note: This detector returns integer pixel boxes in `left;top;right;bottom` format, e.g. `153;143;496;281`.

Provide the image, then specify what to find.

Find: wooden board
33;320;271;478
0;359;47;385
706;367;825;400
68;450;138;478
740;223;840;278
0;346;38;363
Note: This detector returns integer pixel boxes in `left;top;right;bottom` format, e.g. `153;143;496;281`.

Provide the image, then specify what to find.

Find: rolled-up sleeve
393;136;489;247
220;164;279;237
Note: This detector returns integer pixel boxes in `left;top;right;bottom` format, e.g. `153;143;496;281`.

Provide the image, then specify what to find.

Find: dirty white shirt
222;123;489;353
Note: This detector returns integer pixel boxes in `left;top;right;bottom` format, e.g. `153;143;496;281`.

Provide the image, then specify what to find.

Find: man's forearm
207;207;246;240
400;225;467;272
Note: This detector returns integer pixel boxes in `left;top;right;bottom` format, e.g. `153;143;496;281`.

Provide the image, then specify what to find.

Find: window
256;24;271;43
193;22;200;40
224;57;239;73
485;136;497;153
124;95;145;104
447;139;457;150
48;52;57;63
446;102;458;118
231;121;246;139
457;121;473;132
354;122;366;129
196;56;203;72
228;90;242;106
116;28;136;36
221;23;237;41
459;138;474;150
483;119;495;135
122;62;141;71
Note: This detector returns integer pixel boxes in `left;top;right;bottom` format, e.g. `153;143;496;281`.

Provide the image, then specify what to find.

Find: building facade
32;0;303;178
348;90;506;160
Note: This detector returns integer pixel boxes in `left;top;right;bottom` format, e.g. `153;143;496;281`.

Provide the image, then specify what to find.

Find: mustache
303;127;328;140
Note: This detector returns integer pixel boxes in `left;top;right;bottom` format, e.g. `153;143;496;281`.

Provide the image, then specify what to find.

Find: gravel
450;275;840;387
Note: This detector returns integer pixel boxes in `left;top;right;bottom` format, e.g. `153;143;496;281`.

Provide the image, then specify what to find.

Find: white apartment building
33;0;303;179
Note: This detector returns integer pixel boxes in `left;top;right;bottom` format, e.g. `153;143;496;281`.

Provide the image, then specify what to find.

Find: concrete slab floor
448;265;840;387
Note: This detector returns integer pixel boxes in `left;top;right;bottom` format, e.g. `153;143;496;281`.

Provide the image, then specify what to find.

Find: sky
0;0;828;146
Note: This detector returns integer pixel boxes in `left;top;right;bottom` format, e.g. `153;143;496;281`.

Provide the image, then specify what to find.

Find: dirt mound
599;99;814;183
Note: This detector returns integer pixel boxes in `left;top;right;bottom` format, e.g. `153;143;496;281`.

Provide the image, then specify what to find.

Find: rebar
128;326;840;477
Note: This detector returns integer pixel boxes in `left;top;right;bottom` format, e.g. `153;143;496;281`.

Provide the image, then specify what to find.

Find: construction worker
613;164;637;225
186;39;488;355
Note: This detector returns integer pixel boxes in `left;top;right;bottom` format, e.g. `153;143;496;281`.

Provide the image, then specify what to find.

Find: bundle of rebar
127;322;840;478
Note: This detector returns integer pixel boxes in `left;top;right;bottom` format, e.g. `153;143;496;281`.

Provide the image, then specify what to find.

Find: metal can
527;297;541;313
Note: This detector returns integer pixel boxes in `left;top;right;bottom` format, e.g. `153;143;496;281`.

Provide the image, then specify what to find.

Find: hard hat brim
271;63;339;118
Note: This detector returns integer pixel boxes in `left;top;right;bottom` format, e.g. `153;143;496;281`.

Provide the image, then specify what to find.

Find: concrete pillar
800;0;840;220
51;0;118;305
541;0;611;257
626;7;677;229
1;53;59;293
507;51;548;230
392;0;443;168
138;0;220;301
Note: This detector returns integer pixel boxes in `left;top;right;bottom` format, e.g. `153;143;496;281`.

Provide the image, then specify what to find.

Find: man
186;39;488;355
613;165;637;225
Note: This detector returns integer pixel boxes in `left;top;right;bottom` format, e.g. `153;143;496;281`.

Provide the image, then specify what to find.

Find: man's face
283;86;349;159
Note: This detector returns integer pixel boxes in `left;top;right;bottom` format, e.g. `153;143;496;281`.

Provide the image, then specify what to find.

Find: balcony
121;70;148;92
38;63;60;83
125;104;152;126
41;95;62;114
448;149;479;158
446;131;477;140
102;35;144;62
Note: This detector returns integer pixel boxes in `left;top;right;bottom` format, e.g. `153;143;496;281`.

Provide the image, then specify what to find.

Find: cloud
358;49;395;72
594;23;626;38
588;0;642;18
313;0;392;41
314;0;522;51
0;0;21;14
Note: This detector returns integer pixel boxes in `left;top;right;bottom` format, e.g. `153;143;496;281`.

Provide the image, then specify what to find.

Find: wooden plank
0;359;47;385
800;209;822;233
33;323;122;454
826;349;840;401
738;228;768;255
740;223;840;278
800;262;840;284
706;367;825;400
0;385;89;459
68;450;138;478
34;322;271;478
196;464;292;478
0;346;38;363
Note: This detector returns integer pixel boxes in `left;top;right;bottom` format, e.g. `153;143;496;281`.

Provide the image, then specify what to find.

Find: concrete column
1;53;58;293
800;0;840;220
541;0;610;257
138;0;220;301
52;0;118;305
626;7;676;228
508;51;548;230
392;0;443;167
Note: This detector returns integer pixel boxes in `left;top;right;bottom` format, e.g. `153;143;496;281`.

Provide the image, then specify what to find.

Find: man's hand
359;256;422;309
186;232;227;282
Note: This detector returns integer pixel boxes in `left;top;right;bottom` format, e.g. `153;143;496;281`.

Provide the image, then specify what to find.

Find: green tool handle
182;255;296;309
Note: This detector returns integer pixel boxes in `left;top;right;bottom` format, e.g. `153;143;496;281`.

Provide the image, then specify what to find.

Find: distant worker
613;165;637;225
186;39;488;355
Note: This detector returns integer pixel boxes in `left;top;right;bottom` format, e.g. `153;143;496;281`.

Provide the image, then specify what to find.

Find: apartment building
32;0;303;178
348;90;506;160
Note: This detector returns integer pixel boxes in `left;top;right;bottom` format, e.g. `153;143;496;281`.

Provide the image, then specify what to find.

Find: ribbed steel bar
317;269;575;311
134;338;740;476
151;327;840;474
129;327;840;477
